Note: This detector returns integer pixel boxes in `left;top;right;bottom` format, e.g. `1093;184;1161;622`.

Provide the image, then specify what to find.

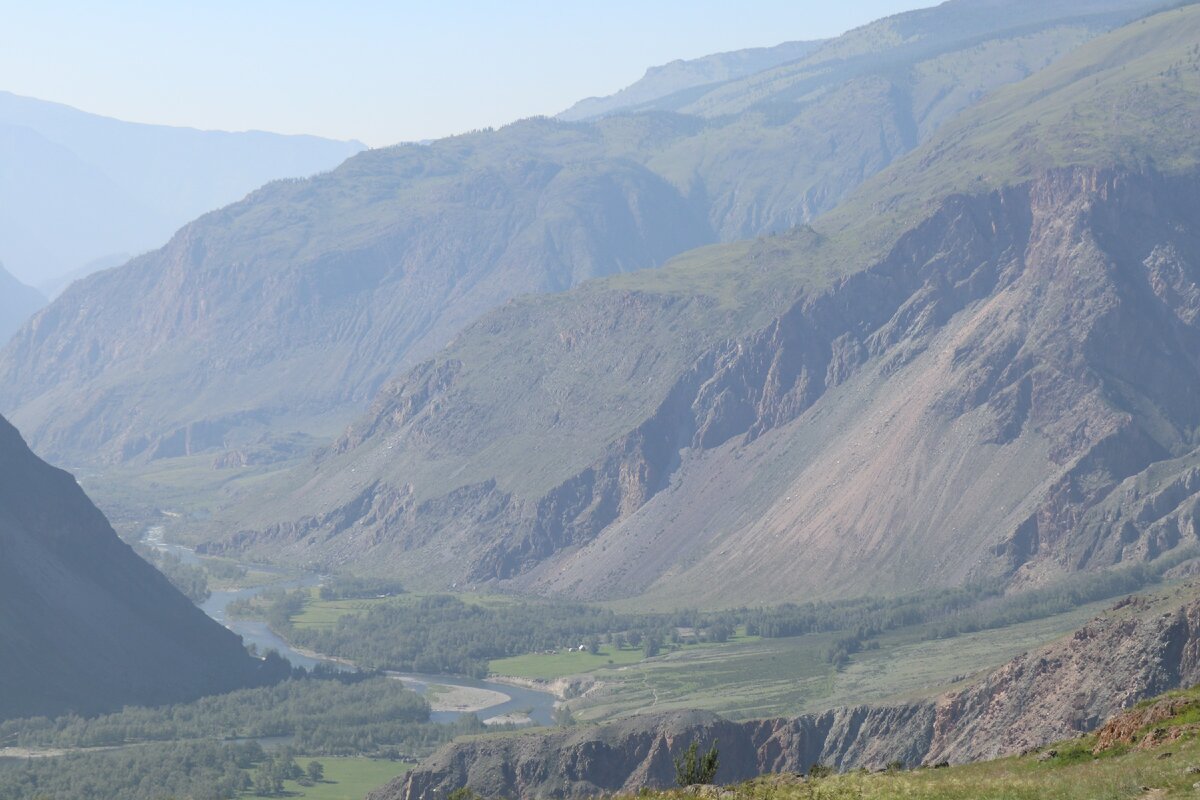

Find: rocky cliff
380;590;1200;799
0;413;279;720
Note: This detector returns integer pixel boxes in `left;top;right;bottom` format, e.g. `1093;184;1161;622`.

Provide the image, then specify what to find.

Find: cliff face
222;165;1200;603
381;592;1200;799
0;414;276;720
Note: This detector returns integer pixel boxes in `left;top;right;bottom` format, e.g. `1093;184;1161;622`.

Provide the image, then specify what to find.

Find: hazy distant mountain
0;264;44;344
0;91;364;286
0;413;273;720
557;39;823;121
0;0;1156;469
219;4;1200;605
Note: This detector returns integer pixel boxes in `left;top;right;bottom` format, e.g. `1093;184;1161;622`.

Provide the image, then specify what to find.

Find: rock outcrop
379;591;1200;799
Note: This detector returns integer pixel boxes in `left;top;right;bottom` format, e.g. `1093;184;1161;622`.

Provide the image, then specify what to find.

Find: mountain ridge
0;90;364;288
557;39;823;122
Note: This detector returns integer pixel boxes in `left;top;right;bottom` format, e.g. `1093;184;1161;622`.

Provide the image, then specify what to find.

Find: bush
674;740;720;786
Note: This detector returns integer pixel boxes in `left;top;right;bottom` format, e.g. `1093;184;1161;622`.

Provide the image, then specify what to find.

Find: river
143;527;556;726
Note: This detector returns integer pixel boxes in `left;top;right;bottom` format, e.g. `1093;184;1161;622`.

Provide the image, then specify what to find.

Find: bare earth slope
382;588;1200;799
217;6;1200;605
0;0;1159;467
0;413;275;720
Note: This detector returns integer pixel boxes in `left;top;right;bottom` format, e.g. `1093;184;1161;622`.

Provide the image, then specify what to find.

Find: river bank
141;524;558;726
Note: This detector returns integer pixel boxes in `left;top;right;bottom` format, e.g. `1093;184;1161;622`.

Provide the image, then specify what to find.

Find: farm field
568;596;1119;722
274;757;414;800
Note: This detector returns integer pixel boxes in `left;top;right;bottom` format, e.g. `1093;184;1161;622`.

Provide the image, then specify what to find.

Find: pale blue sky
4;1;935;147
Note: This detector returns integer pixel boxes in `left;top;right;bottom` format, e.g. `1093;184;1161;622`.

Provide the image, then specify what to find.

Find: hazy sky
4;1;935;147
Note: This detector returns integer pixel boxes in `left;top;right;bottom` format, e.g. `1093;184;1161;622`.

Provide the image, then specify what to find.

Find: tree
674;740;720;786
644;634;662;658
253;763;282;796
307;760;325;782
553;705;576;727
586;635;601;655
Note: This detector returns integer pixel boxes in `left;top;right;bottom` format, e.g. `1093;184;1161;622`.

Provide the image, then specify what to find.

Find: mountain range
1;0;1197;613
0;0;1161;471
195;2;1200;608
5;1;1200;795
0;90;364;292
0;413;273;720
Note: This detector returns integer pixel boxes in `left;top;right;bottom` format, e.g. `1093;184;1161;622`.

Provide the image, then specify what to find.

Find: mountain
0;91;364;289
213;4;1200;604
0;264;44;344
557;39;823;121
384;587;1200;798
0;413;277;720
0;0;1162;468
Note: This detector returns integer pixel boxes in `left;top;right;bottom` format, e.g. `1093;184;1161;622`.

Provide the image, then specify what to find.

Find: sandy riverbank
388;676;511;713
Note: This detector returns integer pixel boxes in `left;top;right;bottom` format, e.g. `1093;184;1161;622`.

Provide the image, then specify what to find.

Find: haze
4;0;933;146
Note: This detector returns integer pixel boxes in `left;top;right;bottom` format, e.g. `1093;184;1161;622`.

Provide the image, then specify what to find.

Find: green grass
272;757;413;800
570;595;1121;723
489;646;647;679
489;629;764;681
289;587;526;632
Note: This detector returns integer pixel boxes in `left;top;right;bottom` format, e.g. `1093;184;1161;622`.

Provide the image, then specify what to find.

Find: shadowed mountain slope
0;0;1160;467
0;415;275;721
216;5;1200;605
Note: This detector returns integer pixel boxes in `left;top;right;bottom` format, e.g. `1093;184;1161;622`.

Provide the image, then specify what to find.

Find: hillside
0;91;363;290
557;39;823;121
215;4;1200;604
0;265;43;344
0;413;278;720
382;584;1200;798
0;0;1159;468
